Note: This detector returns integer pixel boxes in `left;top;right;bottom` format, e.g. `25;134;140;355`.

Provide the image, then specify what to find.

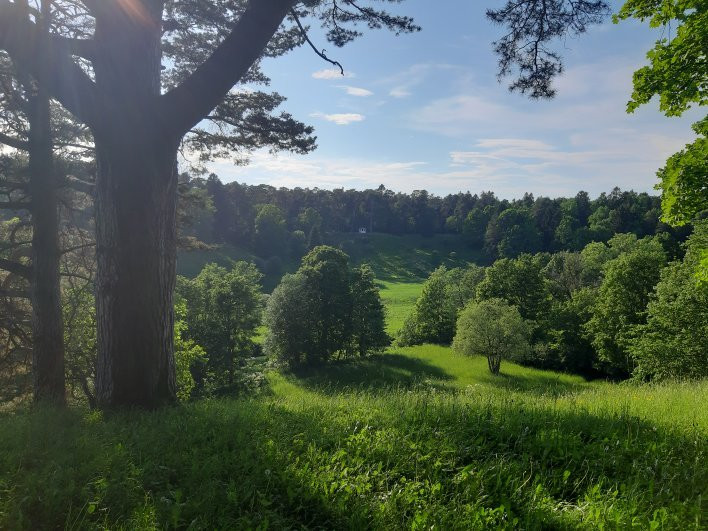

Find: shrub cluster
401;222;708;380
264;246;390;368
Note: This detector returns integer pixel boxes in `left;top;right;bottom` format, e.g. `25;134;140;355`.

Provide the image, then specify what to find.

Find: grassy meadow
0;280;706;529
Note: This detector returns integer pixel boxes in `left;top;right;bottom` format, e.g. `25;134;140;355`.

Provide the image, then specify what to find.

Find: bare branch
0;258;32;279
0;131;29;151
290;9;344;75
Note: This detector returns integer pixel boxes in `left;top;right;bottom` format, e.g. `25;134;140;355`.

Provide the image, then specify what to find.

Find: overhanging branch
290;9;344;75
0;0;99;126
160;0;296;136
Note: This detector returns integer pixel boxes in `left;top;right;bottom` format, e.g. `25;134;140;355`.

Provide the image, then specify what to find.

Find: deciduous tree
453;298;529;375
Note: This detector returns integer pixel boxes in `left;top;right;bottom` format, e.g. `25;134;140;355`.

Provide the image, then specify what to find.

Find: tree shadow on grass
288;352;455;394
0;392;704;530
473;368;588;397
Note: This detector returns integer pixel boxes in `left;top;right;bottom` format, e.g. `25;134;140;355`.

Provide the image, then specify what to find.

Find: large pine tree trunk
93;1;177;408
30;0;65;405
94;137;178;408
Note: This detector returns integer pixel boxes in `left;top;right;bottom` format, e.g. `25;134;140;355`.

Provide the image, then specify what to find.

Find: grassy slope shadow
0;392;705;529
287;352;455;394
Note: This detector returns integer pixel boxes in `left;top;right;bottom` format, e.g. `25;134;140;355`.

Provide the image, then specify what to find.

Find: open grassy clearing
1;348;705;529
1;278;705;529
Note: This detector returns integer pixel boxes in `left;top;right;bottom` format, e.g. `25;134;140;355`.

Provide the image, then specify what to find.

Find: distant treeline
184;175;692;261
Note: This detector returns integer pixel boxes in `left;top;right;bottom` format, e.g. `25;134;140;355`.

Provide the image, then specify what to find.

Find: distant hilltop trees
183;175;691;263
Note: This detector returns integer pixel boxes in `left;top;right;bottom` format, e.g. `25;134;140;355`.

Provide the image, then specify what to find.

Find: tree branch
0;201;31;210
62;175;94;195
0;0;99;126
0;258;32;279
0;131;29;151
290;9;344;75
0;288;30;299
160;0;296;136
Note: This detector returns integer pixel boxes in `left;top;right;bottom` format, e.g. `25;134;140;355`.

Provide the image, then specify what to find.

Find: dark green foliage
265;246;388;368
289;229;307;259
350;265;391;356
585;238;667;378
453;298;530;374
191;177;674;265
300;246;353;364
254;204;287;258
485;207;541;259
476;254;549;322
541;288;597;375
176;262;263;393
463;206;493;246
264;273;315;367
630;222;708;380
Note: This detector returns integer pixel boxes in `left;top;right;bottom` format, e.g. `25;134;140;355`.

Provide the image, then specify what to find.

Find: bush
264;247;389;368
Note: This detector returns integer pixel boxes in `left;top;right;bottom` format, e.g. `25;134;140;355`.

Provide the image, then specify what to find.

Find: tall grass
1;346;705;529
0;280;705;529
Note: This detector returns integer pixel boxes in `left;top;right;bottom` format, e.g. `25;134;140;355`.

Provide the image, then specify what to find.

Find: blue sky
201;0;700;199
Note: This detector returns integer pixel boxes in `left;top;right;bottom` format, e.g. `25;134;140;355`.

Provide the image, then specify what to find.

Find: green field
1;280;706;529
177;232;482;289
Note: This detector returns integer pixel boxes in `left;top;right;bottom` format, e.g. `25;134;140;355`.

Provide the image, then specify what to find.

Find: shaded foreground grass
1;345;706;529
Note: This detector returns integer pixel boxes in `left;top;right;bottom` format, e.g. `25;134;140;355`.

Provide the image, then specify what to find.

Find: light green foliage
615;0;706;117
656;117;708;225
630;221;708;380
476;254;549;321
453;298;530;374
399;266;457;345
1;296;707;528
176;262;262;392
350;264;391;356
174;298;206;402
398;265;483;346
586;238;667;377
63;286;97;406
579;233;640;286
615;0;707;224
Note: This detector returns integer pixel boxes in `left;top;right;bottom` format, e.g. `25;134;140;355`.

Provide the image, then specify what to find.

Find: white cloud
312;68;353;80
389;87;412;98
339;85;374;97
311;112;365;125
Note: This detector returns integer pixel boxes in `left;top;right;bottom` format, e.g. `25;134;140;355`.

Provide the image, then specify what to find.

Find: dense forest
186;175;692;262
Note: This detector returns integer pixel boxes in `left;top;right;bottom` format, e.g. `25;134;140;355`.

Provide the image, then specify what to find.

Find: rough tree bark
89;0;293;408
91;0;178;408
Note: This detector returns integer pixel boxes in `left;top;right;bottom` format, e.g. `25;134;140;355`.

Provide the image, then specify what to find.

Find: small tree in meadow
453;299;529;375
